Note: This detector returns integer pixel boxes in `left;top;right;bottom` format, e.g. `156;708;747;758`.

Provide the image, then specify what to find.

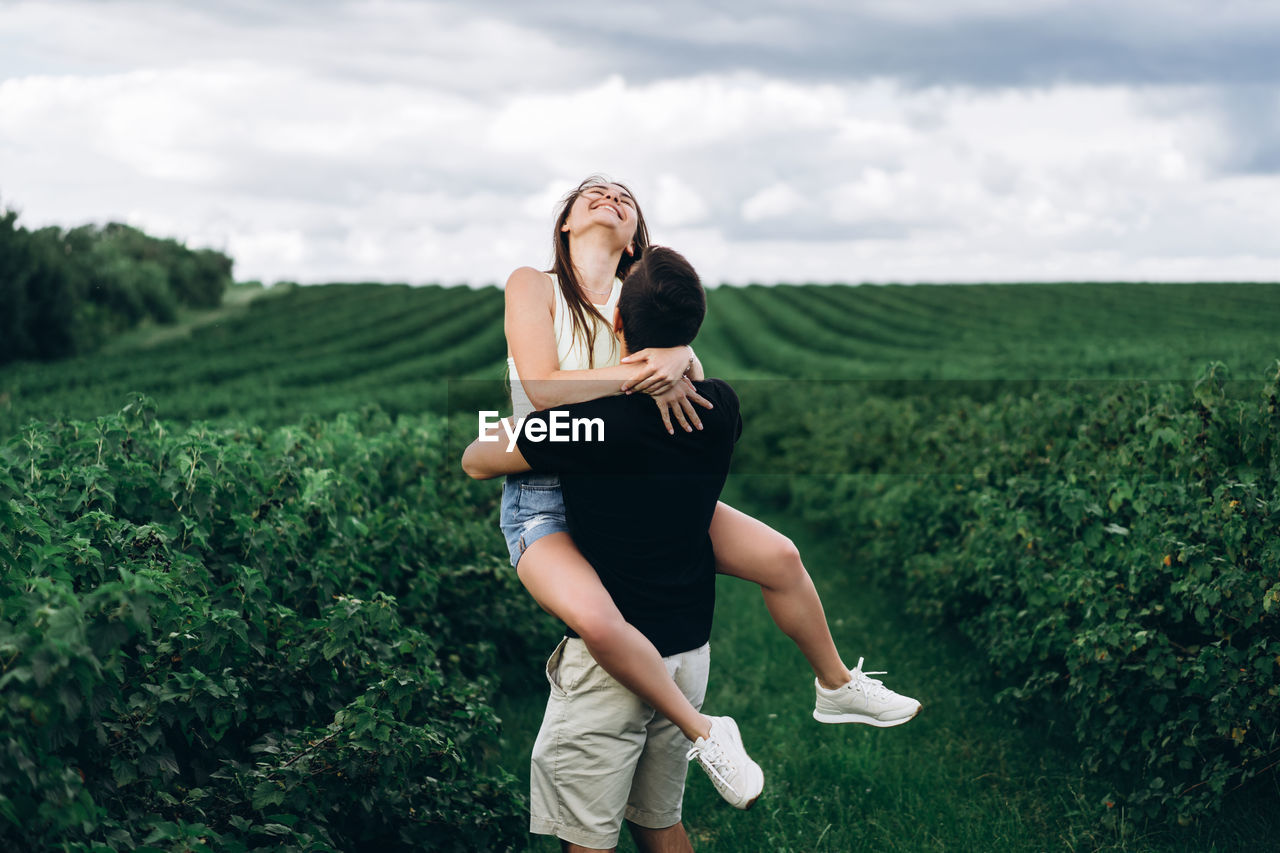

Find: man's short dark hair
617;246;706;352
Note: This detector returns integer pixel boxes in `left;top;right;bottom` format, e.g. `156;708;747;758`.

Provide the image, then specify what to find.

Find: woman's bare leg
517;531;712;742
709;501;852;689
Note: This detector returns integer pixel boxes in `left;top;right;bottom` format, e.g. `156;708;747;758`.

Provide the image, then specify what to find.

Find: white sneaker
686;715;764;810
813;657;921;726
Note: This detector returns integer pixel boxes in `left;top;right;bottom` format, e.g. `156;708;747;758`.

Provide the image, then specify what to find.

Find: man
462;246;758;852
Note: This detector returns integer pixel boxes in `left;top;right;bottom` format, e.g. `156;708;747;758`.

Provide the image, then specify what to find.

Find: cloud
1207;86;1280;174
10;1;1280;92
742;182;805;223
0;1;601;93
6;63;1278;284
653;174;710;228
427;0;1280;88
1;1;1278;285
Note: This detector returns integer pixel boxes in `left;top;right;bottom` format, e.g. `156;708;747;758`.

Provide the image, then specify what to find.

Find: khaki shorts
529;637;710;850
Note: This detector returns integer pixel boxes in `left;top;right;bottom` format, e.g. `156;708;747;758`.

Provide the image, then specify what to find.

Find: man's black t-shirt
515;379;742;657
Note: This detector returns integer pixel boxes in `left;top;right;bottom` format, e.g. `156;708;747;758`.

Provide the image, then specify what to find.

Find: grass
97;281;277;354
493;477;1280;852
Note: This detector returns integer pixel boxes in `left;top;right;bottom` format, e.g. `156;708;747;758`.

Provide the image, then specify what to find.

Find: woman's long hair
549;176;650;367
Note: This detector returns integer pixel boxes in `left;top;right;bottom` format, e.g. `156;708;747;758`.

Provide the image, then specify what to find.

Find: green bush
735;362;1280;823
0;399;554;851
0;211;234;365
0;214;80;361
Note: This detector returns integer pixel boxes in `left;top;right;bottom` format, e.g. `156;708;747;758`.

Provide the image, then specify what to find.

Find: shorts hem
506;514;573;568
507;517;570;567
530;816;617;850
623;805;683;830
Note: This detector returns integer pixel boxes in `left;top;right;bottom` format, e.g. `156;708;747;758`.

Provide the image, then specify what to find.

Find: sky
1;0;1278;285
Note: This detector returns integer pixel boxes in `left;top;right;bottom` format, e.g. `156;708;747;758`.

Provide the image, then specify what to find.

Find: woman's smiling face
561;181;640;247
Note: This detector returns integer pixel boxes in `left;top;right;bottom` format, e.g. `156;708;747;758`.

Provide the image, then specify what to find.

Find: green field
3;281;1278;852
5;281;1280;436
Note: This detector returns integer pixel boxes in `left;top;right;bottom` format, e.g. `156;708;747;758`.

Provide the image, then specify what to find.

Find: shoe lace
849;657;892;700
687;737;738;793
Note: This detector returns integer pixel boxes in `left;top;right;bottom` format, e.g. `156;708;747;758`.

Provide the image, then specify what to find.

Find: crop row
5;282;1280;437
0;399;558;851
5;286;489;396
697;282;1280;381
731;361;1280;821
0;286;504;434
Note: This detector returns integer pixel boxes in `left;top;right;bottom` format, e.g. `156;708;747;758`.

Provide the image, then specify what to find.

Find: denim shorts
500;472;569;567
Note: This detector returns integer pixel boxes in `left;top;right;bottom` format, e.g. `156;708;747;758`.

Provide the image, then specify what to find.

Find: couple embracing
462;177;920;852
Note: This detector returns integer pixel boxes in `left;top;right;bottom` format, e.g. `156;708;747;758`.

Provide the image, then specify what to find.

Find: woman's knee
572;608;629;651
769;534;807;586
517;565;623;644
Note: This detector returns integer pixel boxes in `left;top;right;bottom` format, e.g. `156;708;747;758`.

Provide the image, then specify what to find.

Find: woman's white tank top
508;273;623;418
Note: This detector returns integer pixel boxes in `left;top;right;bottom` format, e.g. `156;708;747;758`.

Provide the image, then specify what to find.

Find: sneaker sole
739;762;764;810
812;704;922;727
716;717;764;810
696;712;762;809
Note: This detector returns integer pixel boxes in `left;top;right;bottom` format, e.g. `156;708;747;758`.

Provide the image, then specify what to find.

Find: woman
500;176;920;799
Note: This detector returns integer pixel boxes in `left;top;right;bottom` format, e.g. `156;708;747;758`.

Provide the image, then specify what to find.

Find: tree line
1;206;232;365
